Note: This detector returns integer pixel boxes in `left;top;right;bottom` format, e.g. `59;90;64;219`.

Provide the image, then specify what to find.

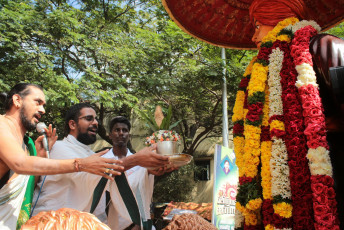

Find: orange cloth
249;0;308;26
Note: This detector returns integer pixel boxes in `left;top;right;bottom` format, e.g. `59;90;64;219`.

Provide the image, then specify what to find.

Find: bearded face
74;108;99;145
76;125;98;145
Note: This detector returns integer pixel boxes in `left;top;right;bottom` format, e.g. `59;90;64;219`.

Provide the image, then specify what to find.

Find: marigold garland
233;58;256;228
260;86;273;230
233;17;340;230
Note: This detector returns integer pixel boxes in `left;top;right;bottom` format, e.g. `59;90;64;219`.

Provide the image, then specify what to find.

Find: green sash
16;136;37;230
91;173;149;229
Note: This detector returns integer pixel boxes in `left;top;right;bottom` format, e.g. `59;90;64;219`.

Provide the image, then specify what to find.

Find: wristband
74;159;81;172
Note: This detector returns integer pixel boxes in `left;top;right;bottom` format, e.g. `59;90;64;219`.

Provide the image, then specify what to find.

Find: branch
61;56;71;81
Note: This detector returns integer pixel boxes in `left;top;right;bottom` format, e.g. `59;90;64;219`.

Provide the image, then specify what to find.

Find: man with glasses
32;103;169;224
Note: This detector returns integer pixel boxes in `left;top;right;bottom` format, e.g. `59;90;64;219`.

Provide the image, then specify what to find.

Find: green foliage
326;22;344;39
153;163;196;202
236;179;261;206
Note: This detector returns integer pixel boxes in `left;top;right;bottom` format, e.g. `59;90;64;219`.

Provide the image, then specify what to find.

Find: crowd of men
0;83;173;230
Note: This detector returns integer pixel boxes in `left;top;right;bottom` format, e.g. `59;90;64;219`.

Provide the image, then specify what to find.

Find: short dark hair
109;116;131;132
0;83;43;111
64;103;94;136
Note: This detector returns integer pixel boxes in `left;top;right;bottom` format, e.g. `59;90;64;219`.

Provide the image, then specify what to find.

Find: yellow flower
245;125;261;135
265;224;274;230
246;167;259;178
273;202;293;218
236;202;246;213
244;57;257;77
270;120;285;131
248;64;268;96
233;137;244;155
246;198;263;211
262;87;270;126
262;17;299;43
244;109;248;120
277;34;291;43
232;90;245;122
261;140;272;199
244;211;259;225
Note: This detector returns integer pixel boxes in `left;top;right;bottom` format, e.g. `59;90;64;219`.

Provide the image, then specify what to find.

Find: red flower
247;102;263;113
315;224;333;230
314;193;328;205
270;128;285;138
239;176;252;185
314;213;335;226
311;183;325;195
327;187;336;199
313;203;329;216
304;122;324;136
262;199;273;226
269;115;284;123
260;126;271;141
233;123;244;135
244;91;248;109
246;113;261;122
239;77;250;89
320;176;335;187
257;46;271;61
273;213;292;229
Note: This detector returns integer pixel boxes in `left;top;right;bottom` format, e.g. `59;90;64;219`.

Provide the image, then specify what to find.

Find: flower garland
274;40;314;230
260;86;273;230
233;57;257;229
261;18;299;230
290;23;340;229
237;47;270;228
233;17;340;230
268;47;293;229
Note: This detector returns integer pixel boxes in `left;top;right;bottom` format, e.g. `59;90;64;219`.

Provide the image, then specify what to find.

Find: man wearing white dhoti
32;104;169;226
0;84;123;230
103;116;174;230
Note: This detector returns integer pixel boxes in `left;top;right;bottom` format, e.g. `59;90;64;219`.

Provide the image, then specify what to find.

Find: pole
221;47;229;148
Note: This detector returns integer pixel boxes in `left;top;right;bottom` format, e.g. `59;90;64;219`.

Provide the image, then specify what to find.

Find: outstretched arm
0;127;123;181
120;145;169;171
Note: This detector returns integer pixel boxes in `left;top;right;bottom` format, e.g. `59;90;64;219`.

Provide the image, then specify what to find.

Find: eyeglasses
78;115;98;123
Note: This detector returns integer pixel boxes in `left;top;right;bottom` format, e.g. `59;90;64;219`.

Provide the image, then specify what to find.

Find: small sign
212;145;238;230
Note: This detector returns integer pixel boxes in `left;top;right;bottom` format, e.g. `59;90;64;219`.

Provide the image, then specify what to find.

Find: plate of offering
168;154;193;168
146;154;192;170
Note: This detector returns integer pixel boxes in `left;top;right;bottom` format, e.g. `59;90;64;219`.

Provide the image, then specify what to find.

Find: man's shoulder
0;115;9;128
0;115;17;139
50;139;78;159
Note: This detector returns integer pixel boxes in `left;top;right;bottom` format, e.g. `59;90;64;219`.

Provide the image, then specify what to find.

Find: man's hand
35;124;58;158
120;144;170;171
134;145;170;168
78;149;124;181
148;164;178;176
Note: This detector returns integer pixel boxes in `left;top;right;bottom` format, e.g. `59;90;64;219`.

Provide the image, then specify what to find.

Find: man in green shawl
0;83;125;230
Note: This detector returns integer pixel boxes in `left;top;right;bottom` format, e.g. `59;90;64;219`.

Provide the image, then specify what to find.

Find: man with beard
0;84;123;230
32;104;169;224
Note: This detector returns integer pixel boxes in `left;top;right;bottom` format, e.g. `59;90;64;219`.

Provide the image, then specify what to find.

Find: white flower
295;63;318;88
307;147;333;176
292;20;321;33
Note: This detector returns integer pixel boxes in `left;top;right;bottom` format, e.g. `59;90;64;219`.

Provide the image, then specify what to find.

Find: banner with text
212;145;238;230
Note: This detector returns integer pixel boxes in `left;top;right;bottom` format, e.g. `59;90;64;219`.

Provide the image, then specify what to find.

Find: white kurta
0;174;29;230
103;149;154;230
32;135;107;222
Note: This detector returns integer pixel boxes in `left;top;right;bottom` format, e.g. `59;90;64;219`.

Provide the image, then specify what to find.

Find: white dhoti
0;174;29;230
